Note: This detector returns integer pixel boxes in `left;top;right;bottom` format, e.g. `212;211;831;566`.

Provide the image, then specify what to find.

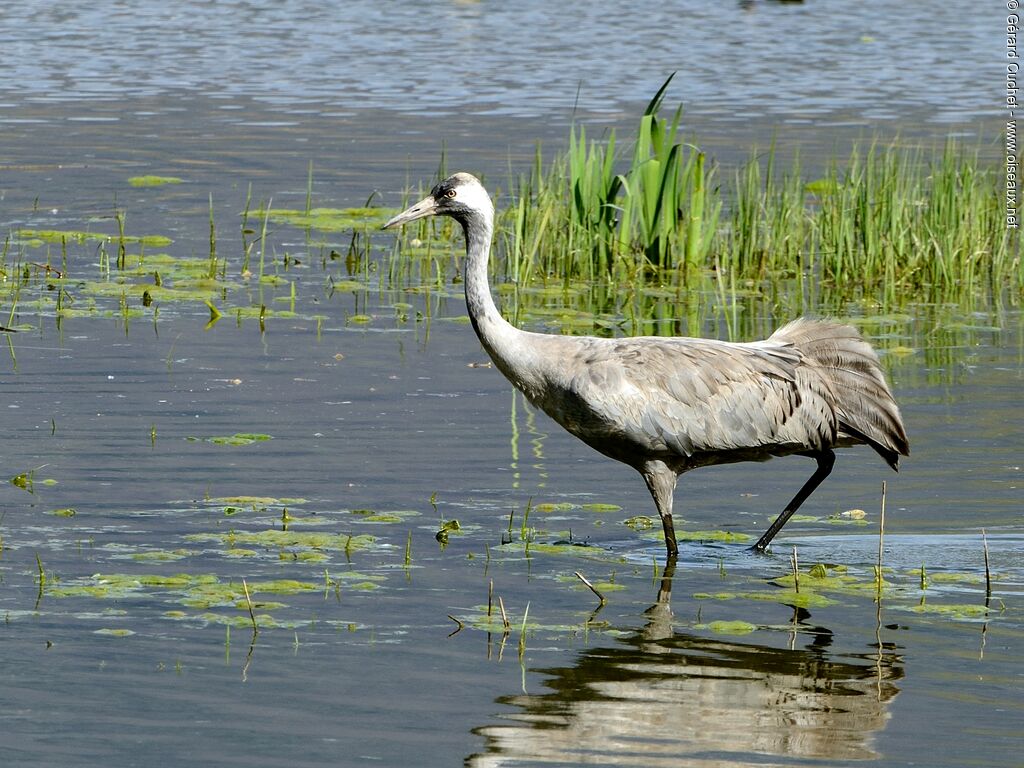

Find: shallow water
1;2;1021;767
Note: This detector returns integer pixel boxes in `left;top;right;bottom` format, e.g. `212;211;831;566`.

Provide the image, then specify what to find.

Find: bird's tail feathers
770;318;910;468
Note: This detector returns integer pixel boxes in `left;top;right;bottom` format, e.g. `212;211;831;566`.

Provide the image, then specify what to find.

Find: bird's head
382;172;492;229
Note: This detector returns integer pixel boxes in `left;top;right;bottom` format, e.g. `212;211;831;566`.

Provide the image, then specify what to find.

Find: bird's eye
445;188;457;199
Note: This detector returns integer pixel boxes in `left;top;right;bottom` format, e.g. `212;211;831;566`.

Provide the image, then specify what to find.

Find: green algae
463;605;590;635
128;175;184;187
676;529;751;543
212;496;309;507
788;514;820;523
193;612;290;629
245;579;320;594
521;501;622;515
135;571;380;616
185;528;377;554
351;508;419;524
187;433;273;446
495;540;614;559
18;228;173;248
693;589;836;609
623;515;655;530
771;568;892;599
534;502;576;513
555;573;627;592
224;548;259;558
79;279;225;305
903;602;991;620
47;508;77;517
911;571;985;585
50;584;137;599
170;578;319;609
699;620;758;635
131;549;193;562
261;206;391;232
139;573;220;588
94;628;135;637
580;503;622;512
281;551;328;563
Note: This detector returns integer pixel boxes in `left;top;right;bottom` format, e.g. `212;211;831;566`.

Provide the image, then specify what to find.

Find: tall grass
489;79;1020;303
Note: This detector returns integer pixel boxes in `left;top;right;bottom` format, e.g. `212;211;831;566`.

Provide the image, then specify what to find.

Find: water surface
0;3;1020;767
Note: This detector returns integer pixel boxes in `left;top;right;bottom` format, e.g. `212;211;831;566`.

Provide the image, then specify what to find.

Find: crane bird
384;173;909;558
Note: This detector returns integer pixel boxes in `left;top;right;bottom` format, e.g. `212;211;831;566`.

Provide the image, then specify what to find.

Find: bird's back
515;319;908;472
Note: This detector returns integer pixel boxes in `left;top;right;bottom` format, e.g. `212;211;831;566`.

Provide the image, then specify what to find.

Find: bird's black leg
753;449;836;552
642;464;679;559
661;514;679;559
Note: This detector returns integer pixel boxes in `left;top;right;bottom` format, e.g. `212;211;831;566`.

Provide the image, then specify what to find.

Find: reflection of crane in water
385;173;909;557
467;562;902;767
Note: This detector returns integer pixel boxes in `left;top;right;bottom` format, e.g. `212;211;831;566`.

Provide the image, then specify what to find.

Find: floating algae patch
350;508;420;524
676;529;751;544
17;228;172;248
46;508;77;518
531;501;622;514
280;551;328;563
191;612;303;629
175;578;319;609
186;528;377;555
50;583;139;599
623;515;655;531
555;573;628;592
129;549;193;562
581;503;622;513
79;278;225;306
462;605;592;635
911;571;986;585
94;628;135;637
788;514;820;523
224;548;259;558
693;589;836;609
211;496;309;507
232;305;302;322
494;540;616;560
262;206;391;232
901;602;992;620
187;433;273;446
49;572;218;599
698;620;758;636
11;471;59;492
534;502;576;513
128;175;184;187
771;567;895;599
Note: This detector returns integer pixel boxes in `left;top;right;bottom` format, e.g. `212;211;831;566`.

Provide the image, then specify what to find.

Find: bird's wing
565;337;836;457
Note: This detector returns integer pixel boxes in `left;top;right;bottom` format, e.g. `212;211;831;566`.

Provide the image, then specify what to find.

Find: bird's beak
382;194;437;229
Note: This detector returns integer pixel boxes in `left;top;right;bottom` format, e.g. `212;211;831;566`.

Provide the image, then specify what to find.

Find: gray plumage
384;173;910;557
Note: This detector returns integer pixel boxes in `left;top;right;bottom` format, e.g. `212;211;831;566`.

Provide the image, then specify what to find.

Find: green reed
483;79;1019;305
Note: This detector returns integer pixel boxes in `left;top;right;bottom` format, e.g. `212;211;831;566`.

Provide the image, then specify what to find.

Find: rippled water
0;1;994;123
0;3;1020;767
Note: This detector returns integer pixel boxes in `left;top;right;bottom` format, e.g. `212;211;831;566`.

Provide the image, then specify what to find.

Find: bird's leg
642;464;680;559
753;449;836;552
656;555;677;605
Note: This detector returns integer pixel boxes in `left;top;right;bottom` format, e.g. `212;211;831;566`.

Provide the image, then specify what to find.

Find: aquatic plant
387;78;1019;315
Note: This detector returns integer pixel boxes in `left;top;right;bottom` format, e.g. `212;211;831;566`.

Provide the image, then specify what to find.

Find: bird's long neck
459;210;531;384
